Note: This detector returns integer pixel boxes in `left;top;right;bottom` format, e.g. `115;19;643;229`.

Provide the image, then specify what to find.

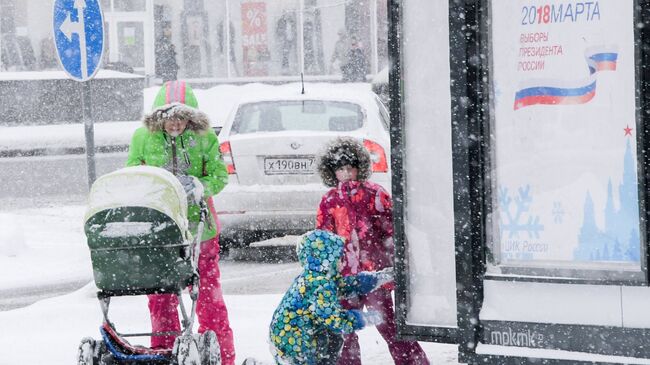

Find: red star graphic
624;125;633;136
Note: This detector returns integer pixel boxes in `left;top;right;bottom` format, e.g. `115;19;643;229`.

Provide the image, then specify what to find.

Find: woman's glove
177;175;204;204
349;309;384;330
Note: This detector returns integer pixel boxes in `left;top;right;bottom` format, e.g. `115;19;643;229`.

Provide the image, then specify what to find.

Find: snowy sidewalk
0;283;459;365
0;205;92;291
0;204;459;365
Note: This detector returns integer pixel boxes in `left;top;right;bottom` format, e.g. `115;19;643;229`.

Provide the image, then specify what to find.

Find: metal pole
82;81;96;188
225;0;231;78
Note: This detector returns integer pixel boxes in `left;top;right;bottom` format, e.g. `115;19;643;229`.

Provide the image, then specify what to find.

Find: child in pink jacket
316;137;429;365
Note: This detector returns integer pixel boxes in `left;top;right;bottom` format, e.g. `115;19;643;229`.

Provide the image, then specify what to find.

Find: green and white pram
77;166;220;365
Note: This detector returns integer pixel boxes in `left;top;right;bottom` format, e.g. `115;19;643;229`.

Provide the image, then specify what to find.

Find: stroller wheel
78;338;113;365
173;335;201;365
77;337;97;365
96;341;114;365
197;330;221;365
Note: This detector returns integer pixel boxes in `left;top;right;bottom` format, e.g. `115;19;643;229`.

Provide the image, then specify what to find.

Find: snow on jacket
269;230;376;365
316;180;394;276
126;104;228;240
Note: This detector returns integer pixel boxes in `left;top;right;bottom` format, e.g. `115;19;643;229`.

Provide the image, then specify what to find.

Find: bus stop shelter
389;0;650;363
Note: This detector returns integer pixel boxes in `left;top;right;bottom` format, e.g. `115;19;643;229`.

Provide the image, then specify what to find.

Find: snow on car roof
231;82;376;105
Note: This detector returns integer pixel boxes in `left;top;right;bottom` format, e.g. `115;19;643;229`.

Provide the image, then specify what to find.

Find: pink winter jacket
316;180;394;276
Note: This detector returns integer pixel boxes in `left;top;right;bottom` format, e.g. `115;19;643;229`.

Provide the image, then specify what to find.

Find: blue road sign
53;0;104;82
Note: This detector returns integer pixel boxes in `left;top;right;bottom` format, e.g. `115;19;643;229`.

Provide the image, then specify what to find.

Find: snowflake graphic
498;185;544;239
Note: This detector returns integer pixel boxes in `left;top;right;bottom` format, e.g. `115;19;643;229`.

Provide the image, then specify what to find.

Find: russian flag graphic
587;51;618;72
513;46;618;110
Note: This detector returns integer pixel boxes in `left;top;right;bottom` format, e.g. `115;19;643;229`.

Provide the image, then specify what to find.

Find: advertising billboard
488;0;645;281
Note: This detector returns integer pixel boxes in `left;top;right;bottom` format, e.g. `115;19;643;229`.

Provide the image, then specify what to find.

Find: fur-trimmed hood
142;103;211;134
318;137;372;187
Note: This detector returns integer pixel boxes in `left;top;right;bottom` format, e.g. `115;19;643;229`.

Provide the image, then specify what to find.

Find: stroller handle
188;199;210;296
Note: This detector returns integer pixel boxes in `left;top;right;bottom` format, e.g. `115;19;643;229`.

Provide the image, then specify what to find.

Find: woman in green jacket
126;80;235;365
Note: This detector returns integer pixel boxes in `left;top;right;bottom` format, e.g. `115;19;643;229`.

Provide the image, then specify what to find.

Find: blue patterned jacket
269;230;378;364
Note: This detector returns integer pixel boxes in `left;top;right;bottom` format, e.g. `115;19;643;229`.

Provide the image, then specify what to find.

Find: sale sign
241;2;269;76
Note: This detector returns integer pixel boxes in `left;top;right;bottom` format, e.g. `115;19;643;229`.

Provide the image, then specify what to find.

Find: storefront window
102;21;110;65
227;0;299;77
272;3;300;76
319;1;347;76
117;22;144;68
302;1;320;75
114;0;145;12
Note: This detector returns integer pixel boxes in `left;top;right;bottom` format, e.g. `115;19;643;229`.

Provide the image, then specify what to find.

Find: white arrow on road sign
59;0;89;79
53;0;104;82
59;13;82;42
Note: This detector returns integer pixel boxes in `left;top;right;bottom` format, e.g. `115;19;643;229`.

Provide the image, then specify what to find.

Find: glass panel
102;21;110;66
221;1;382;78
231;101;363;134
319;0;347;76
117;21;144;68
301;0;325;75
376;0;388;72
229;0;300;77
211;1;229;78
335;0;370;80
182;13;209;77
488;0;644;281
268;1;300;76
114;0;145;12
99;0;110;11
0;0;15;34
402;0;457;327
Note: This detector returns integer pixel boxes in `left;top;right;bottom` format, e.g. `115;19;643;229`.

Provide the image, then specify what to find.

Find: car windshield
230;100;364;134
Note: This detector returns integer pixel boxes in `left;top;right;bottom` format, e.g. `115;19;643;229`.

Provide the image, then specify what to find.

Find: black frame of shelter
389;0;650;363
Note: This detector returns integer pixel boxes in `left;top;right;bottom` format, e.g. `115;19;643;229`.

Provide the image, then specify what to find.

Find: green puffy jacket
126;104;228;240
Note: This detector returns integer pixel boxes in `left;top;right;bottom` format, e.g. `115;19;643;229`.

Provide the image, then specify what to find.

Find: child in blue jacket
268;229;392;365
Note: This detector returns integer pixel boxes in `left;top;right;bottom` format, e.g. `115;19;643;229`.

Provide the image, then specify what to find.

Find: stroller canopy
85;166;188;234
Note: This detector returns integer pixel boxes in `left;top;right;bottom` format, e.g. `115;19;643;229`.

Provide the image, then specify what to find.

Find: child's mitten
355;268;394;293
355;272;379;293
349;309;384;330
375;267;394;287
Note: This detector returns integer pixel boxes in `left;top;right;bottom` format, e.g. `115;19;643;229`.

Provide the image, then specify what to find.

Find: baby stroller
77;166;220;365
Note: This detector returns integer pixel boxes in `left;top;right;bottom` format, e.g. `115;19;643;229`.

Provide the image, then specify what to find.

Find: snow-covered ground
0;204;459;365
0;81;459;364
3;82;650;364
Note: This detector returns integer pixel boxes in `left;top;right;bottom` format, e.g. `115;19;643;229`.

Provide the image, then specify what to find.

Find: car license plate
264;156;315;175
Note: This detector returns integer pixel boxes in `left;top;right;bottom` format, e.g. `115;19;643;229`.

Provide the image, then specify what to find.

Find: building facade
0;0;388;82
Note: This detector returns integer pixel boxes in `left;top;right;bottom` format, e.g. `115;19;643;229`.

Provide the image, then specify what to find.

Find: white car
213;84;391;246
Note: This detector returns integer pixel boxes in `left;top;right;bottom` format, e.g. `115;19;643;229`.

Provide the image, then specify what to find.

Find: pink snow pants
338;288;429;365
148;235;236;365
